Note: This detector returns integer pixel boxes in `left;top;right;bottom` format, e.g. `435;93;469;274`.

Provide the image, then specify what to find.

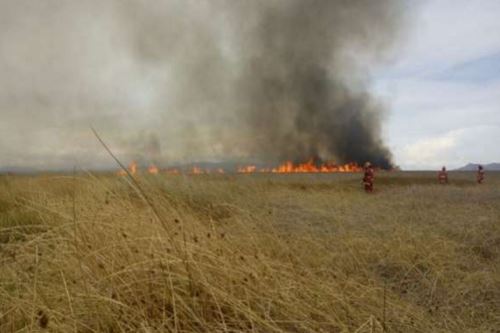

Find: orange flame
237;165;257;173
129;161;138;175
269;159;362;173
190;166;204;175
148;164;159;174
117;159;362;176
240;159;362;174
117;161;138;176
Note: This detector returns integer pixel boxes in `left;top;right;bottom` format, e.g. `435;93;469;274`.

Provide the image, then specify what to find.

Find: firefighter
477;165;485;184
363;162;374;193
438;166;448;184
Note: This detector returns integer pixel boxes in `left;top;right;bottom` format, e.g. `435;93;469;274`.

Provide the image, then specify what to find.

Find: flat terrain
0;171;499;332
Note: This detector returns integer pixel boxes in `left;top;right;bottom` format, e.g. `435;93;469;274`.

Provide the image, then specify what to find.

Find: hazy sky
0;0;498;171
375;0;500;169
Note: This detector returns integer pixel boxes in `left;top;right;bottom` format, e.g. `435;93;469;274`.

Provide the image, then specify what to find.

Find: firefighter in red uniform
477;165;485;184
438;166;448;184
363;162;374;193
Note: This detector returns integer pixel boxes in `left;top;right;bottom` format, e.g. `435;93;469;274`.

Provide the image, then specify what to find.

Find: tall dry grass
0;172;499;332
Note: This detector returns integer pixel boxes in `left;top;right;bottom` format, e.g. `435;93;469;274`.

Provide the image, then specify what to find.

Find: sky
0;0;499;171
374;0;500;169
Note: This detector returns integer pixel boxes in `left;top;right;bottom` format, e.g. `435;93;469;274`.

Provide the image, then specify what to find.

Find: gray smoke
0;0;405;170
232;1;402;168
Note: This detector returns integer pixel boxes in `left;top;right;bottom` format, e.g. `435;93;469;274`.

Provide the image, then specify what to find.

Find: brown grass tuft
0;171;498;332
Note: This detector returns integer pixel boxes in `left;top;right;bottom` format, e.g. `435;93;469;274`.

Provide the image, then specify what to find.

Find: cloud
398;125;500;170
399;130;459;169
384;0;500;78
378;76;500;169
374;0;500;169
430;53;500;82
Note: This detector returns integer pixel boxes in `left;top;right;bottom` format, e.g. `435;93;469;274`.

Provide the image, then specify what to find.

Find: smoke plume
0;0;405;170
231;1;402;168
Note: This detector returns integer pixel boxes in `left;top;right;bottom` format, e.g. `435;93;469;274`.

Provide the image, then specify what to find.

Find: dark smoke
233;1;401;168
0;1;405;170
118;0;403;168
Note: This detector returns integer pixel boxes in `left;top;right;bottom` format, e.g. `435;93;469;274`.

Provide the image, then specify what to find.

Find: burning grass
116;159;363;176
0;172;499;332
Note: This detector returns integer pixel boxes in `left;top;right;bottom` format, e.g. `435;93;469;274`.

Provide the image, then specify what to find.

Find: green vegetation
0;172;499;332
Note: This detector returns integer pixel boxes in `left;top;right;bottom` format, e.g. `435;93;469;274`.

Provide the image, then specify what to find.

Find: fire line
117;159;362;176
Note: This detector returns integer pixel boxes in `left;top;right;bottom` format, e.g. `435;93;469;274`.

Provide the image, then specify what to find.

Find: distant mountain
455;163;500;171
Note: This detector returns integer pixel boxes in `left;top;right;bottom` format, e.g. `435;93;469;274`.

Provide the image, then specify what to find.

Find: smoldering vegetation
0;1;406;169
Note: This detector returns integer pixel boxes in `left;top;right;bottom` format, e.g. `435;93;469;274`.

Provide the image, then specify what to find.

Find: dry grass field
0;171;499;332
